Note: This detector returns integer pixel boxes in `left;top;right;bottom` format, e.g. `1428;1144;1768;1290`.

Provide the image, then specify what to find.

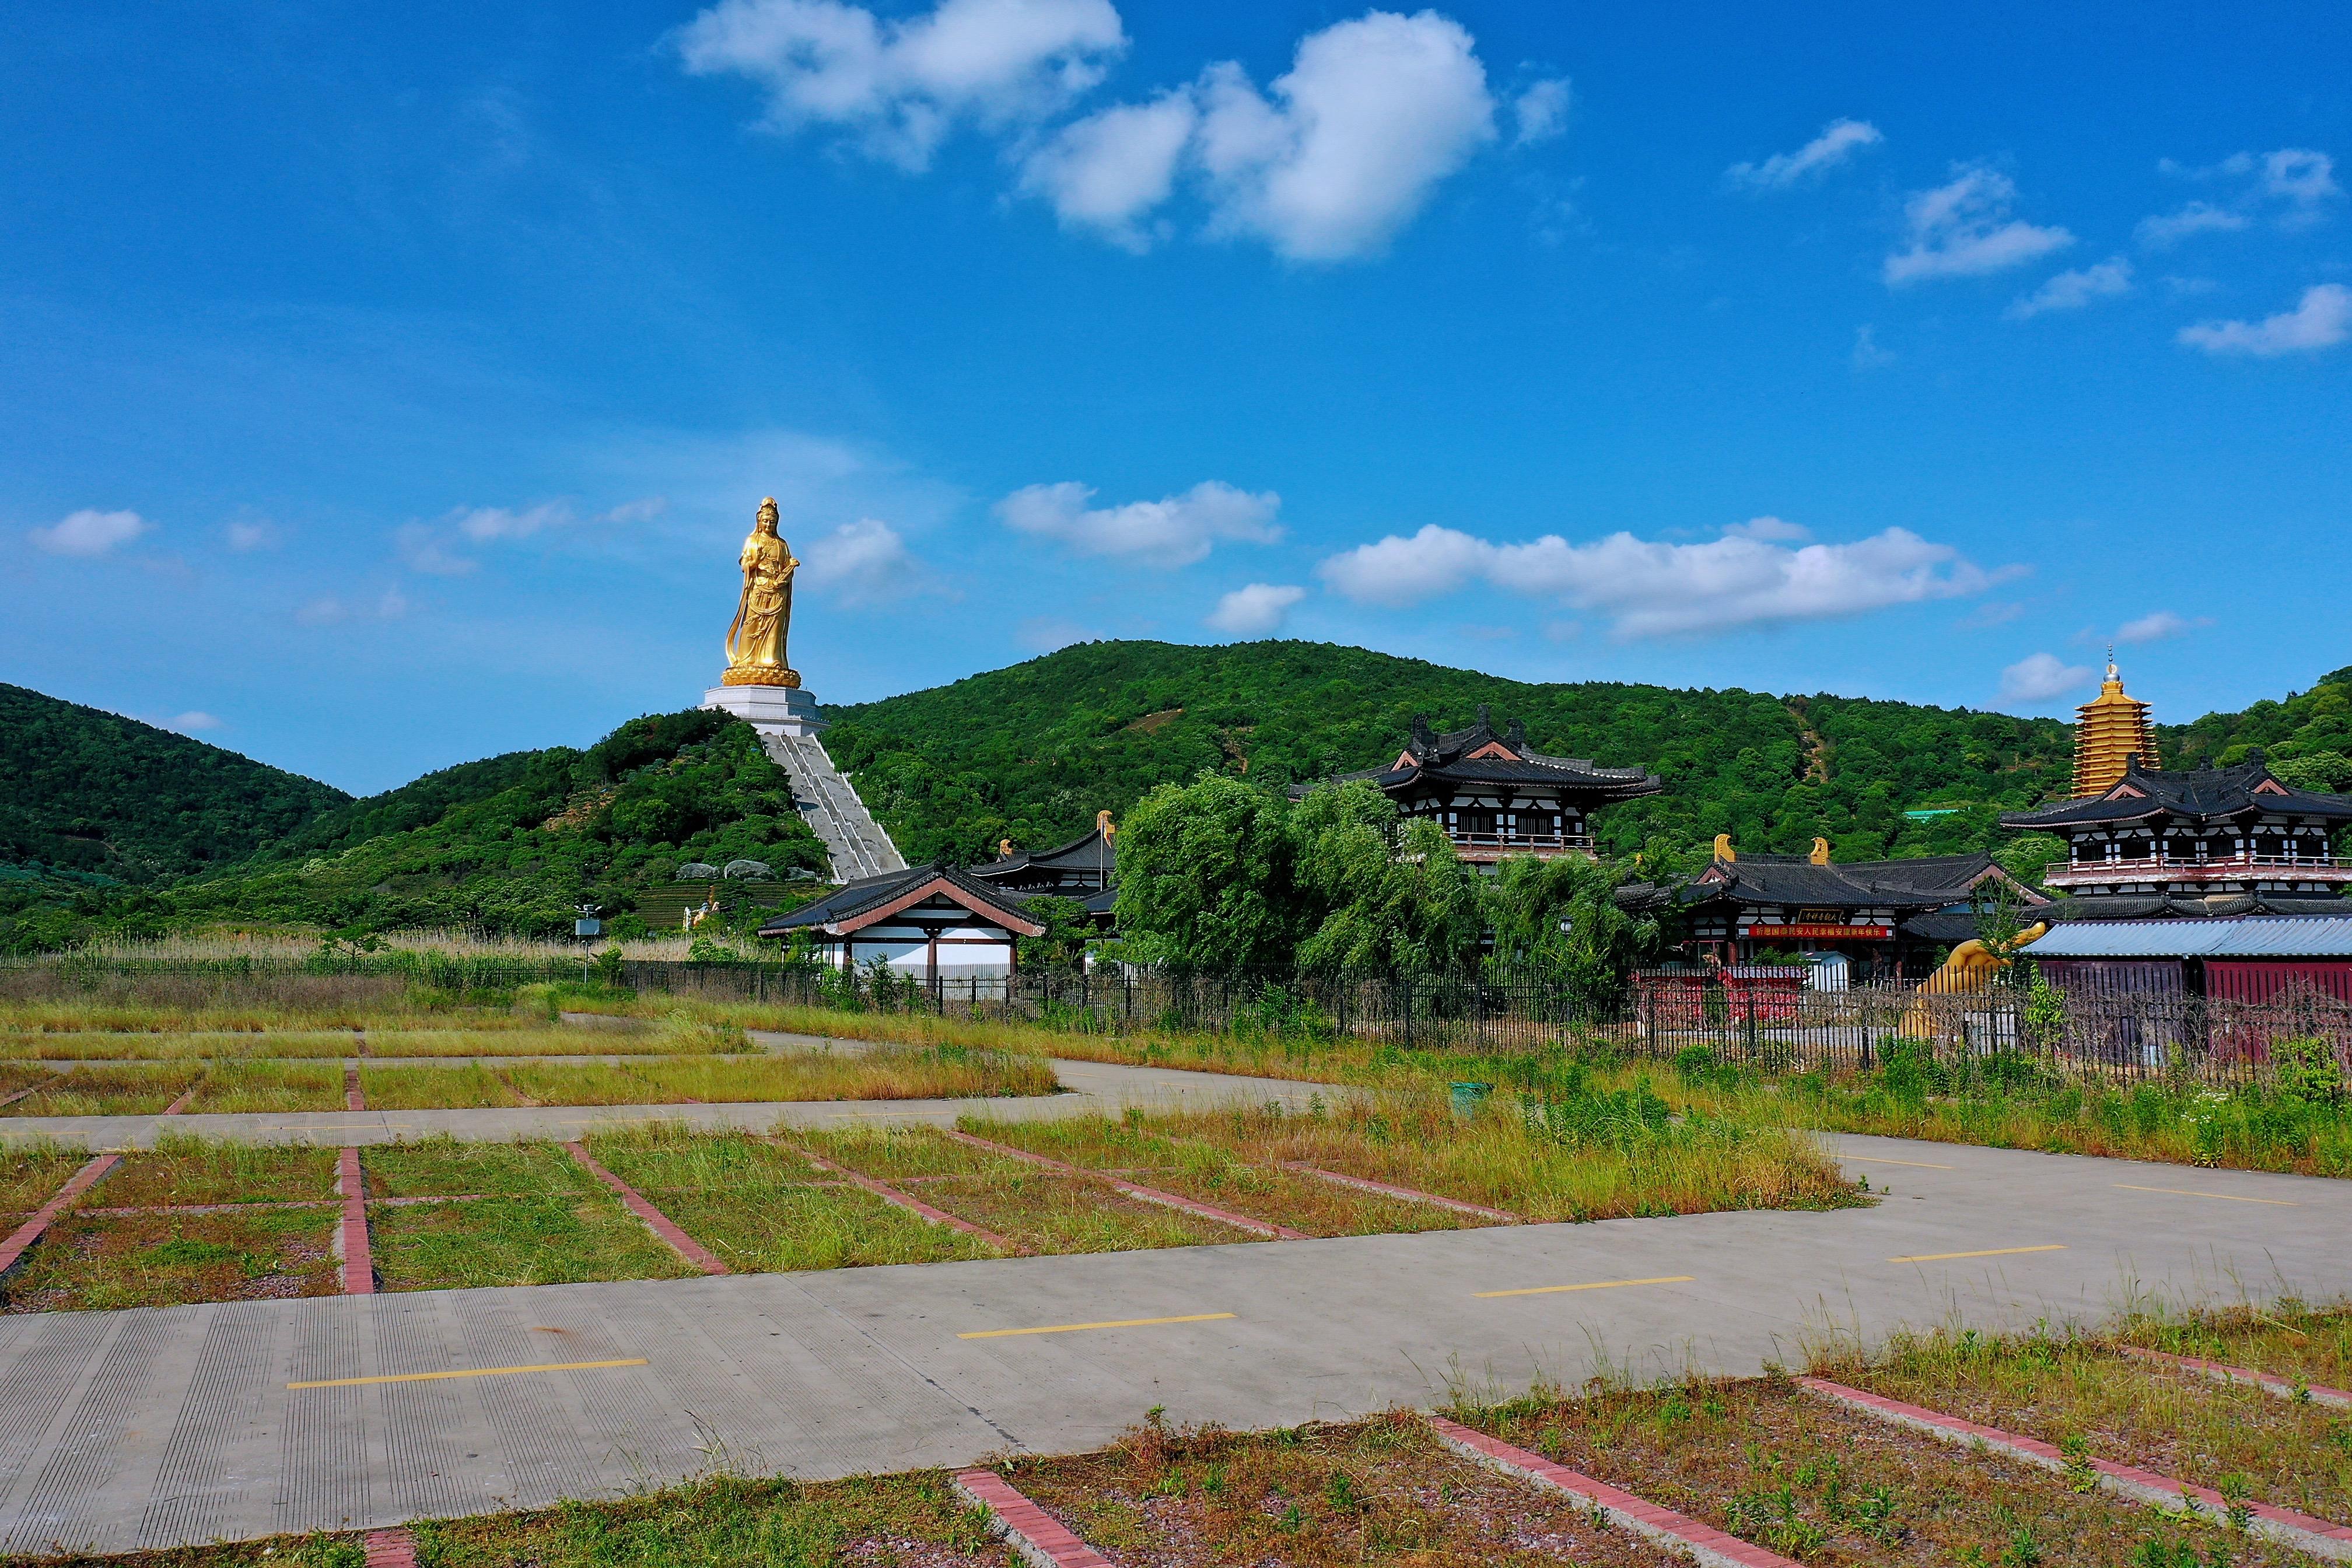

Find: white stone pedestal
701;684;829;736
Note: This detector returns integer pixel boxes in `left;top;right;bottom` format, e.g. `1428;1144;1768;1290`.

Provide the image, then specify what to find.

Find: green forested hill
0;708;827;949
823;641;2083;866
2161;665;2352;790
0;683;349;883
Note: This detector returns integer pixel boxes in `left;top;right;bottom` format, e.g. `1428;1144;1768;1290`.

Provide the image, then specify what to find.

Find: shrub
2273;1034;2345;1107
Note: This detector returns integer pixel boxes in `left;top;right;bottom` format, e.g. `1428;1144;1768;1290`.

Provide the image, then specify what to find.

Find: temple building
759;863;1045;979
2071;656;2160;796
2001;755;2352;918
967;811;1119;929
1675;835;2041;978
1297;706;1661;867
968;812;1116;895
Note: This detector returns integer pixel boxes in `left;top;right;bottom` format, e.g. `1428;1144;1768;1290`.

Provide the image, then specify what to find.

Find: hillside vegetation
2;710;825;950
0;683;347;883
824;641;2083;866
3;648;2344;953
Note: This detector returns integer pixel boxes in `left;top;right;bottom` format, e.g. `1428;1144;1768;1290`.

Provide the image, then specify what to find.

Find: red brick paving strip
0;1080;50;1110
946;1130;1310;1240
563;1142;729;1275
345;1061;366;1112
1429;1415;1804;1568
1280;1161;1519;1222
951;1469;1114;1568
2116;1342;2352;1409
337;1147;376;1296
161;1083;200;1115
1797;1376;2352;1560
785;1144;1031;1255
0;1153;122;1280
363;1527;419;1567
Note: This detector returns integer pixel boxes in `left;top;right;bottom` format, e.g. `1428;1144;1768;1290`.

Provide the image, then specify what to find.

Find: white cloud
2007;256;2133;319
2117;610;2206;643
1017;89;1196;247
1318;520;1993;638
30;508;150;557
1725;117;1881;191
1721;515;1810;542
297;587;408;626
1999;652;2094;704
393;495;664;574
1205;582;1306;636
2263;148;2340;212
1192;12;1495;261
2178;283;2352;357
674;0;1125;170
449;501;573;543
1849;324;1895;370
396;522;477;576
1314;522;1495;606
2134;200;2248;249
1884;166;2073;285
1027;9;1500;262
796;516;939;604
1508;77;1570;148
998;479;1280;567
225;520;276;551
165;711;222;733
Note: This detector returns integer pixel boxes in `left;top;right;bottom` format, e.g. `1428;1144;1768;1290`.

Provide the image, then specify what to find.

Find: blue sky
4;2;2347;794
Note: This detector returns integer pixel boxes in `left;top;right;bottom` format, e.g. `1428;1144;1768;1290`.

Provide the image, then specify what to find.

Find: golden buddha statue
722;497;799;688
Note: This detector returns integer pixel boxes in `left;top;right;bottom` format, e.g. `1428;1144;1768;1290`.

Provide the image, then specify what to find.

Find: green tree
1288;782;1485;975
1485;852;1660;1007
1111;772;1301;971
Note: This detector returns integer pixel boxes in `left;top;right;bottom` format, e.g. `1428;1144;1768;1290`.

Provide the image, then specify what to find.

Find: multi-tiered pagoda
2071;654;2160;797
2003;658;2352;918
1298;706;1661;865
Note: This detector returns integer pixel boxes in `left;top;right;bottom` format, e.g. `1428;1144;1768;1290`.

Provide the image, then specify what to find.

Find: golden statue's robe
723;502;799;687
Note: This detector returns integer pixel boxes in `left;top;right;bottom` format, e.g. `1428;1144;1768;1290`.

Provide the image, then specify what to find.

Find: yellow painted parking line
1839;1154;1955;1170
1475;1275;1696;1299
1888;1245;2067;1263
2114;1183;2298;1206
958;1312;1236;1339
289;1357;647;1390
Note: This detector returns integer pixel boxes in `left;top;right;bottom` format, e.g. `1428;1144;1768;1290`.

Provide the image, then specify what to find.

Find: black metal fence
6;954;2345;1091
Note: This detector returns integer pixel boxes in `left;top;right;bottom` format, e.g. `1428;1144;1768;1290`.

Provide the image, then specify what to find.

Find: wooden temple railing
2046;850;2352;882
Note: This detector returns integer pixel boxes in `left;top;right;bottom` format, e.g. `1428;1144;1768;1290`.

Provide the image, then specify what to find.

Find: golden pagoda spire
2071;648;2157;797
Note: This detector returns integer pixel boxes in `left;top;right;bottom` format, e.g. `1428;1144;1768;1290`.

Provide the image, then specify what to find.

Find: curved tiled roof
758;863;1045;938
2003;757;2352;829
1679;852;2023;911
1290;705;1662;800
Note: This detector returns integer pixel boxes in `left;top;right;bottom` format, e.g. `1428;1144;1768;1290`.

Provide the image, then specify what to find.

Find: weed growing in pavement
1832;1320;2352;1530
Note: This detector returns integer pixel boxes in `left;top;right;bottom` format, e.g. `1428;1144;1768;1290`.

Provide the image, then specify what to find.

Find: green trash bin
1449;1081;1493;1118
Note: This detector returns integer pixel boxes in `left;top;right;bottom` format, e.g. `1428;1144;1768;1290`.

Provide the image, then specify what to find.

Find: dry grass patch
368;1193;698;1290
2115;1300;2352;1394
1009;1412;1672;1566
1840;1325;2352;1532
0;1141;91;1213
585;1123;998;1270
359;1136;597;1199
1468;1374;2306;1567
0;1062;201;1115
359;1062;531;1109
800;1124;1244;1252
1;1206;338;1312
183;1061;344;1112
100;1136;340;1206
971;1112;1480;1238
0;1031;359;1060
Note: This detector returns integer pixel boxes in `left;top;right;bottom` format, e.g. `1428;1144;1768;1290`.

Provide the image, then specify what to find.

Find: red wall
2204;960;2352;1005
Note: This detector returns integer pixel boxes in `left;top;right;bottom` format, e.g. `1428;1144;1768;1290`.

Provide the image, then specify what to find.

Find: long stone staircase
760;729;907;881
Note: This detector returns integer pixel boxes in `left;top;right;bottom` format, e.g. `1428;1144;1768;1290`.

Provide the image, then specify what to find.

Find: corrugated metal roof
2025;916;2352;959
